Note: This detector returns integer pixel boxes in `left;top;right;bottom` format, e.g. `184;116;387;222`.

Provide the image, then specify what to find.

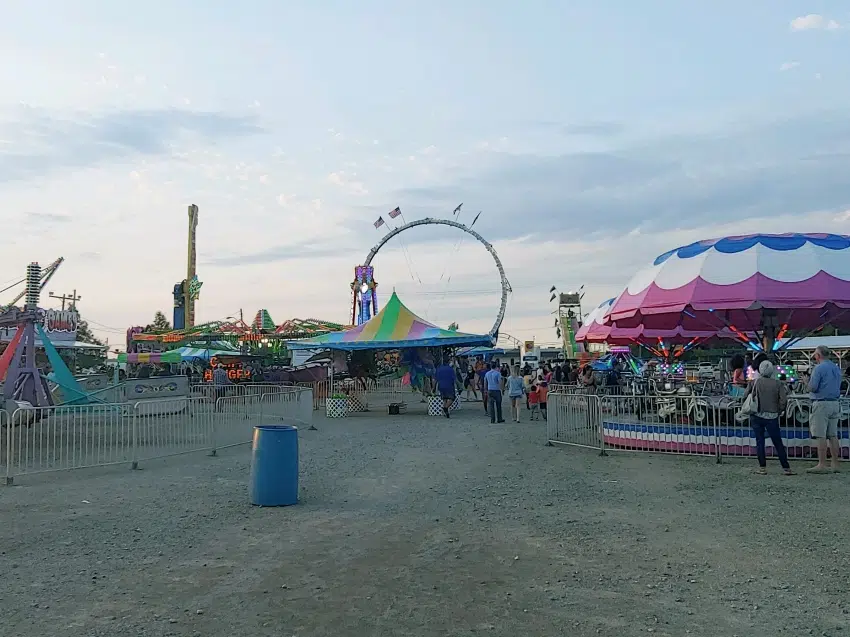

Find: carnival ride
605;233;850;352
560;233;850;457
172;204;202;330
577;298;726;360
351;265;378;325
128;310;346;355
362;217;511;339
0;259;93;408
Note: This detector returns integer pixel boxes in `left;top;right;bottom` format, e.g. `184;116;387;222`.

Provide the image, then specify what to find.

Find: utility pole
49;289;81;311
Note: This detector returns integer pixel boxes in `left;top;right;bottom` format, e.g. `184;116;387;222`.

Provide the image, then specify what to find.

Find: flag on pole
374;216;385;229
388;206;401;219
470;211;481;227
453;203;463;215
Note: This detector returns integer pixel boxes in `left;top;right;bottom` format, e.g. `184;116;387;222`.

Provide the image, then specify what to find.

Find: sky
1;1;849;349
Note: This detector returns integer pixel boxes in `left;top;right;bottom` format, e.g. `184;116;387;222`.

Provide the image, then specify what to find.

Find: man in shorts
807;345;842;473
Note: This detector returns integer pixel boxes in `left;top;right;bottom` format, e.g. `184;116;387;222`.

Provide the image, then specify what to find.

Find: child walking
537;381;549;420
506;365;526;422
528;383;540;421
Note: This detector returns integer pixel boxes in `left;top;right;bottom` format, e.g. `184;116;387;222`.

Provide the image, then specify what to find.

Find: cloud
277;193;296;207
560;122;624;136
204;240;346;266
779;61;800;71
790;14;841;30
26;212;72;223
0;106;263;184
327;170;368;195
388;109;850;242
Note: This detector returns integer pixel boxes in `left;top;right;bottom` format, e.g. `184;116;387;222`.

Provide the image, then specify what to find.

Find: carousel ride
569;233;850;457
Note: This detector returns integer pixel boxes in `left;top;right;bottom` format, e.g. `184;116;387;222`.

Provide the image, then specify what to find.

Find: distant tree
448;322;459;331
152;311;172;331
68;304;104;346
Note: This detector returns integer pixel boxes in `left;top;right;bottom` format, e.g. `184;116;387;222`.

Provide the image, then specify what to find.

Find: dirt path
1;408;849;636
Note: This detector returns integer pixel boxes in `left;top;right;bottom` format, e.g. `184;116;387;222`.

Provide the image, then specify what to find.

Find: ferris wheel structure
363;217;512;338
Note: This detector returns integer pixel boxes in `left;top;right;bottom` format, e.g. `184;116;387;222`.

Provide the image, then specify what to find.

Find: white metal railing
547;391;850;463
188;382;295;401
1;387;312;485
296;380;330;410
331;377;406;411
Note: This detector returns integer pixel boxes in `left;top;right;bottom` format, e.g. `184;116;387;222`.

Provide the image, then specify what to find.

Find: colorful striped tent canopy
287;292;493;351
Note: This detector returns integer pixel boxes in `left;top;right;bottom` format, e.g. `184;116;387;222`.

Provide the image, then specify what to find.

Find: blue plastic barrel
249;425;299;506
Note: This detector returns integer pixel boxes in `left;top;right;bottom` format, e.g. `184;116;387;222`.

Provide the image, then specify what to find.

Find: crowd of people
433;357;571;423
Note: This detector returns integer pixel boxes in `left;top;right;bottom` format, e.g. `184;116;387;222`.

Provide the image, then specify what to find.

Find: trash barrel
249;425;299;506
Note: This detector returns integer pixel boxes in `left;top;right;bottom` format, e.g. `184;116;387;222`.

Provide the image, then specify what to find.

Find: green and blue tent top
287;292;493;351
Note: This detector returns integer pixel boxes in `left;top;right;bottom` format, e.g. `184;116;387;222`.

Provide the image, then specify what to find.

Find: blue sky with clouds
1;1;849;346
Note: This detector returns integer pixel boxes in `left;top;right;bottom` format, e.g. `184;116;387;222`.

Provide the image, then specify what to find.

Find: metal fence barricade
547;392;603;451
2;388;309;484
548;384;583;395
260;387;314;427
4;403;134;483
296;380;329;410
212;395;265;451
132;397;217;464
2;409;11;484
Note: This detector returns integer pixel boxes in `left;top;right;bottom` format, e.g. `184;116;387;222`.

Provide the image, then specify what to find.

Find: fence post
209;398;221;458
4;410;13;486
596;396;607;456
210;397;221;456
715;407;723;464
130;403;139;470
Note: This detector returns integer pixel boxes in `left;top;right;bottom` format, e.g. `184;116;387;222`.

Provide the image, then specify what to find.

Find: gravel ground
1;403;849;637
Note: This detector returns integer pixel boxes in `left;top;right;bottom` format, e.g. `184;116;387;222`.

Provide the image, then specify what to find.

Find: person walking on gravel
485;361;505;423
475;357;489;414
212;364;232;411
743;360;794;475
807;345;842;474
435;360;457;418
506;365;525;422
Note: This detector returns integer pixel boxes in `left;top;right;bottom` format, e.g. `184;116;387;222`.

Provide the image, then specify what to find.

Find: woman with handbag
742;360;794;475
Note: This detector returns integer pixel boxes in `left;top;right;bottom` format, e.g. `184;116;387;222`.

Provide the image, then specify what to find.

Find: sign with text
44;309;79;334
559;293;581;306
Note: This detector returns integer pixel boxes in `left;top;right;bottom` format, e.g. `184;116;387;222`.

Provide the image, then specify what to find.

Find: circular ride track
364;218;512;338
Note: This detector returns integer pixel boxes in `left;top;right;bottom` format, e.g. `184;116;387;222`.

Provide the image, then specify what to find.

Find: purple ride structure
0;259;79;408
